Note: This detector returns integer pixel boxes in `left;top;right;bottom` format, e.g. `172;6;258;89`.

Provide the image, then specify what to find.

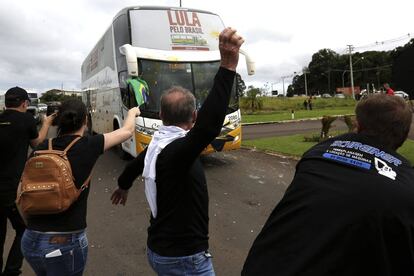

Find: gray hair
160;86;196;126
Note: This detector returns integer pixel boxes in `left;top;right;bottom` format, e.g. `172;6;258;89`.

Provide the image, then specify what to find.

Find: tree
291;47;393;95
286;84;295;97
391;39;414;97
245;85;262;112
40;89;81;103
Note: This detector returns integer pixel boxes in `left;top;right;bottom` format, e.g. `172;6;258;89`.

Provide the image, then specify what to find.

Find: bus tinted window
140;60;192;115
139;60;238;116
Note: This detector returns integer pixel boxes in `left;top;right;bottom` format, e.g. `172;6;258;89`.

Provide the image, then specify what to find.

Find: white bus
81;6;255;158
0;94;5;111
27;92;40;123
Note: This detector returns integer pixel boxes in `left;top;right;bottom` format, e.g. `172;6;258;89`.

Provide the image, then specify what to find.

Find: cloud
244;28;292;45
0;0;412;93
0;3;86;91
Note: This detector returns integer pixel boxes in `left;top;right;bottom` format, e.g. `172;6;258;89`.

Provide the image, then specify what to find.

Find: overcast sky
0;0;412;94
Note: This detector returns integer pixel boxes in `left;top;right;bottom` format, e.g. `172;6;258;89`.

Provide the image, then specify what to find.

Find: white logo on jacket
374;157;397;180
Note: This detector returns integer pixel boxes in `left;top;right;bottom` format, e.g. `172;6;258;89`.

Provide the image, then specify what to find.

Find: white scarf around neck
143;125;188;218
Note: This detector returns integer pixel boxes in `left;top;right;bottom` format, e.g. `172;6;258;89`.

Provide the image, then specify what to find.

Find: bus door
119;71;138;155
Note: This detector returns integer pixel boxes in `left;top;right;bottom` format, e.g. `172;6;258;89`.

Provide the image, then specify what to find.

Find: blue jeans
21;229;88;276
147;247;215;276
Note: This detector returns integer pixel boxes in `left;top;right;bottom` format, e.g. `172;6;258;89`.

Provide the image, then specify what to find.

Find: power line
338;33;412;53
354;33;411;51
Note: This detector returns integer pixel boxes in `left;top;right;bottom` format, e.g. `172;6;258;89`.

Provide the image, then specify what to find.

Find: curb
241;146;301;161
241;114;354;126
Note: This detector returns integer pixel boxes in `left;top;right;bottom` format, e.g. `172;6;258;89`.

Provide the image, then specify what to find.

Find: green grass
241;96;356;113
243;133;317;157
242;107;355;123
396;139;414;164
243;134;414;164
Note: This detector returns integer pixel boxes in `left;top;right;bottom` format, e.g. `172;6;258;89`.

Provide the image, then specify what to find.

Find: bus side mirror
119;44;139;77
239;49;255;76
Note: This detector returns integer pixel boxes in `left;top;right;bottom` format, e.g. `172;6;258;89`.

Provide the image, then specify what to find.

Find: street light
280;72;298;96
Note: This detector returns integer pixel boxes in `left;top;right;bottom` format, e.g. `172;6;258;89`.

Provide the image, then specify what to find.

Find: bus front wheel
113;121;132;160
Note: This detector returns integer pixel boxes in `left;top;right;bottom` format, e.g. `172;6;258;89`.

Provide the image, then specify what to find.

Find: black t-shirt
0;109;38;206
242;133;414;276
26;134;104;232
118;67;235;256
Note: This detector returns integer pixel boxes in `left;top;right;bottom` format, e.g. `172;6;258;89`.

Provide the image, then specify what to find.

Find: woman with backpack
19;99;140;276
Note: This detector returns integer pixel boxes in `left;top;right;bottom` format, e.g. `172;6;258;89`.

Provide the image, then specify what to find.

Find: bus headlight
136;126;155;136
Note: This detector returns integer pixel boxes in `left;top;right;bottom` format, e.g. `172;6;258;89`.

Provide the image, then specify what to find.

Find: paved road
242;119;349;140
243;114;414;140
4;148;296;276
6;115;414;275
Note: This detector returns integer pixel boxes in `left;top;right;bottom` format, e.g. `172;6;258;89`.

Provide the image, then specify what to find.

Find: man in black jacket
242;94;414;276
111;27;243;275
0;87;54;276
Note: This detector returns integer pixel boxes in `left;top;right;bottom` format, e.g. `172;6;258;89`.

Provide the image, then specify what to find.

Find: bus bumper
135;126;242;155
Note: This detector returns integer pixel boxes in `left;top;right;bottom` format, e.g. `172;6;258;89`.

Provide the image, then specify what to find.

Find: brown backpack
16;137;91;216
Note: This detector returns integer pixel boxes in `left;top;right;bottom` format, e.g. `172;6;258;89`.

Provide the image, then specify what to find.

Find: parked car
334;93;345;99
321;93;332;98
38;103;47;113
394;91;409;100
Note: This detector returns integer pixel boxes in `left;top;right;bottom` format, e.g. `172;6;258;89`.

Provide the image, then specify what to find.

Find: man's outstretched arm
179;27;244;164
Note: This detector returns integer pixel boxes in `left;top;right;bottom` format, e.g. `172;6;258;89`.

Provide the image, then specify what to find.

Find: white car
394;91;409;100
38;103;47;113
334;93;345;99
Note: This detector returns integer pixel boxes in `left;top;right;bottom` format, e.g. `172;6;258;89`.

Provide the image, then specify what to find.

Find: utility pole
303;67;309;96
348;45;355;99
328;70;331;95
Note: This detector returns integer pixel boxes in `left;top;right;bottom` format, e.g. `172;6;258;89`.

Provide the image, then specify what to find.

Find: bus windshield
139;60;239;117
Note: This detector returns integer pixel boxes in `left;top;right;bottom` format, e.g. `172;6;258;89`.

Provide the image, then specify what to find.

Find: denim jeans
147;247;215;276
0;204;25;276
21;229;88;276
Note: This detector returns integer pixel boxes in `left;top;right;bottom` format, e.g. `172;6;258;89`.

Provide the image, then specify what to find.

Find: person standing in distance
384;83;395;96
0;87;54;276
111;27;244;276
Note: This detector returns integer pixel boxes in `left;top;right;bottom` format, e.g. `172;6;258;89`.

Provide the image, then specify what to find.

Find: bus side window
119;71;138;108
119;71;130;108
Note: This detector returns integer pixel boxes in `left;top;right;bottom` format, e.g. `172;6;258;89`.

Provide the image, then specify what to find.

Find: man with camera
0;87;54;276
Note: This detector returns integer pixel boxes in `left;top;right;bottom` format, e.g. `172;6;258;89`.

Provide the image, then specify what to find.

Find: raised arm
30;113;55;148
103;107;140;151
178;27;244;163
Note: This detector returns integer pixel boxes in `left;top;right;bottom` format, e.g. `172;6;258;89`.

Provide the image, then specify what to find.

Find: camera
46;103;60;116
46;103;61;126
